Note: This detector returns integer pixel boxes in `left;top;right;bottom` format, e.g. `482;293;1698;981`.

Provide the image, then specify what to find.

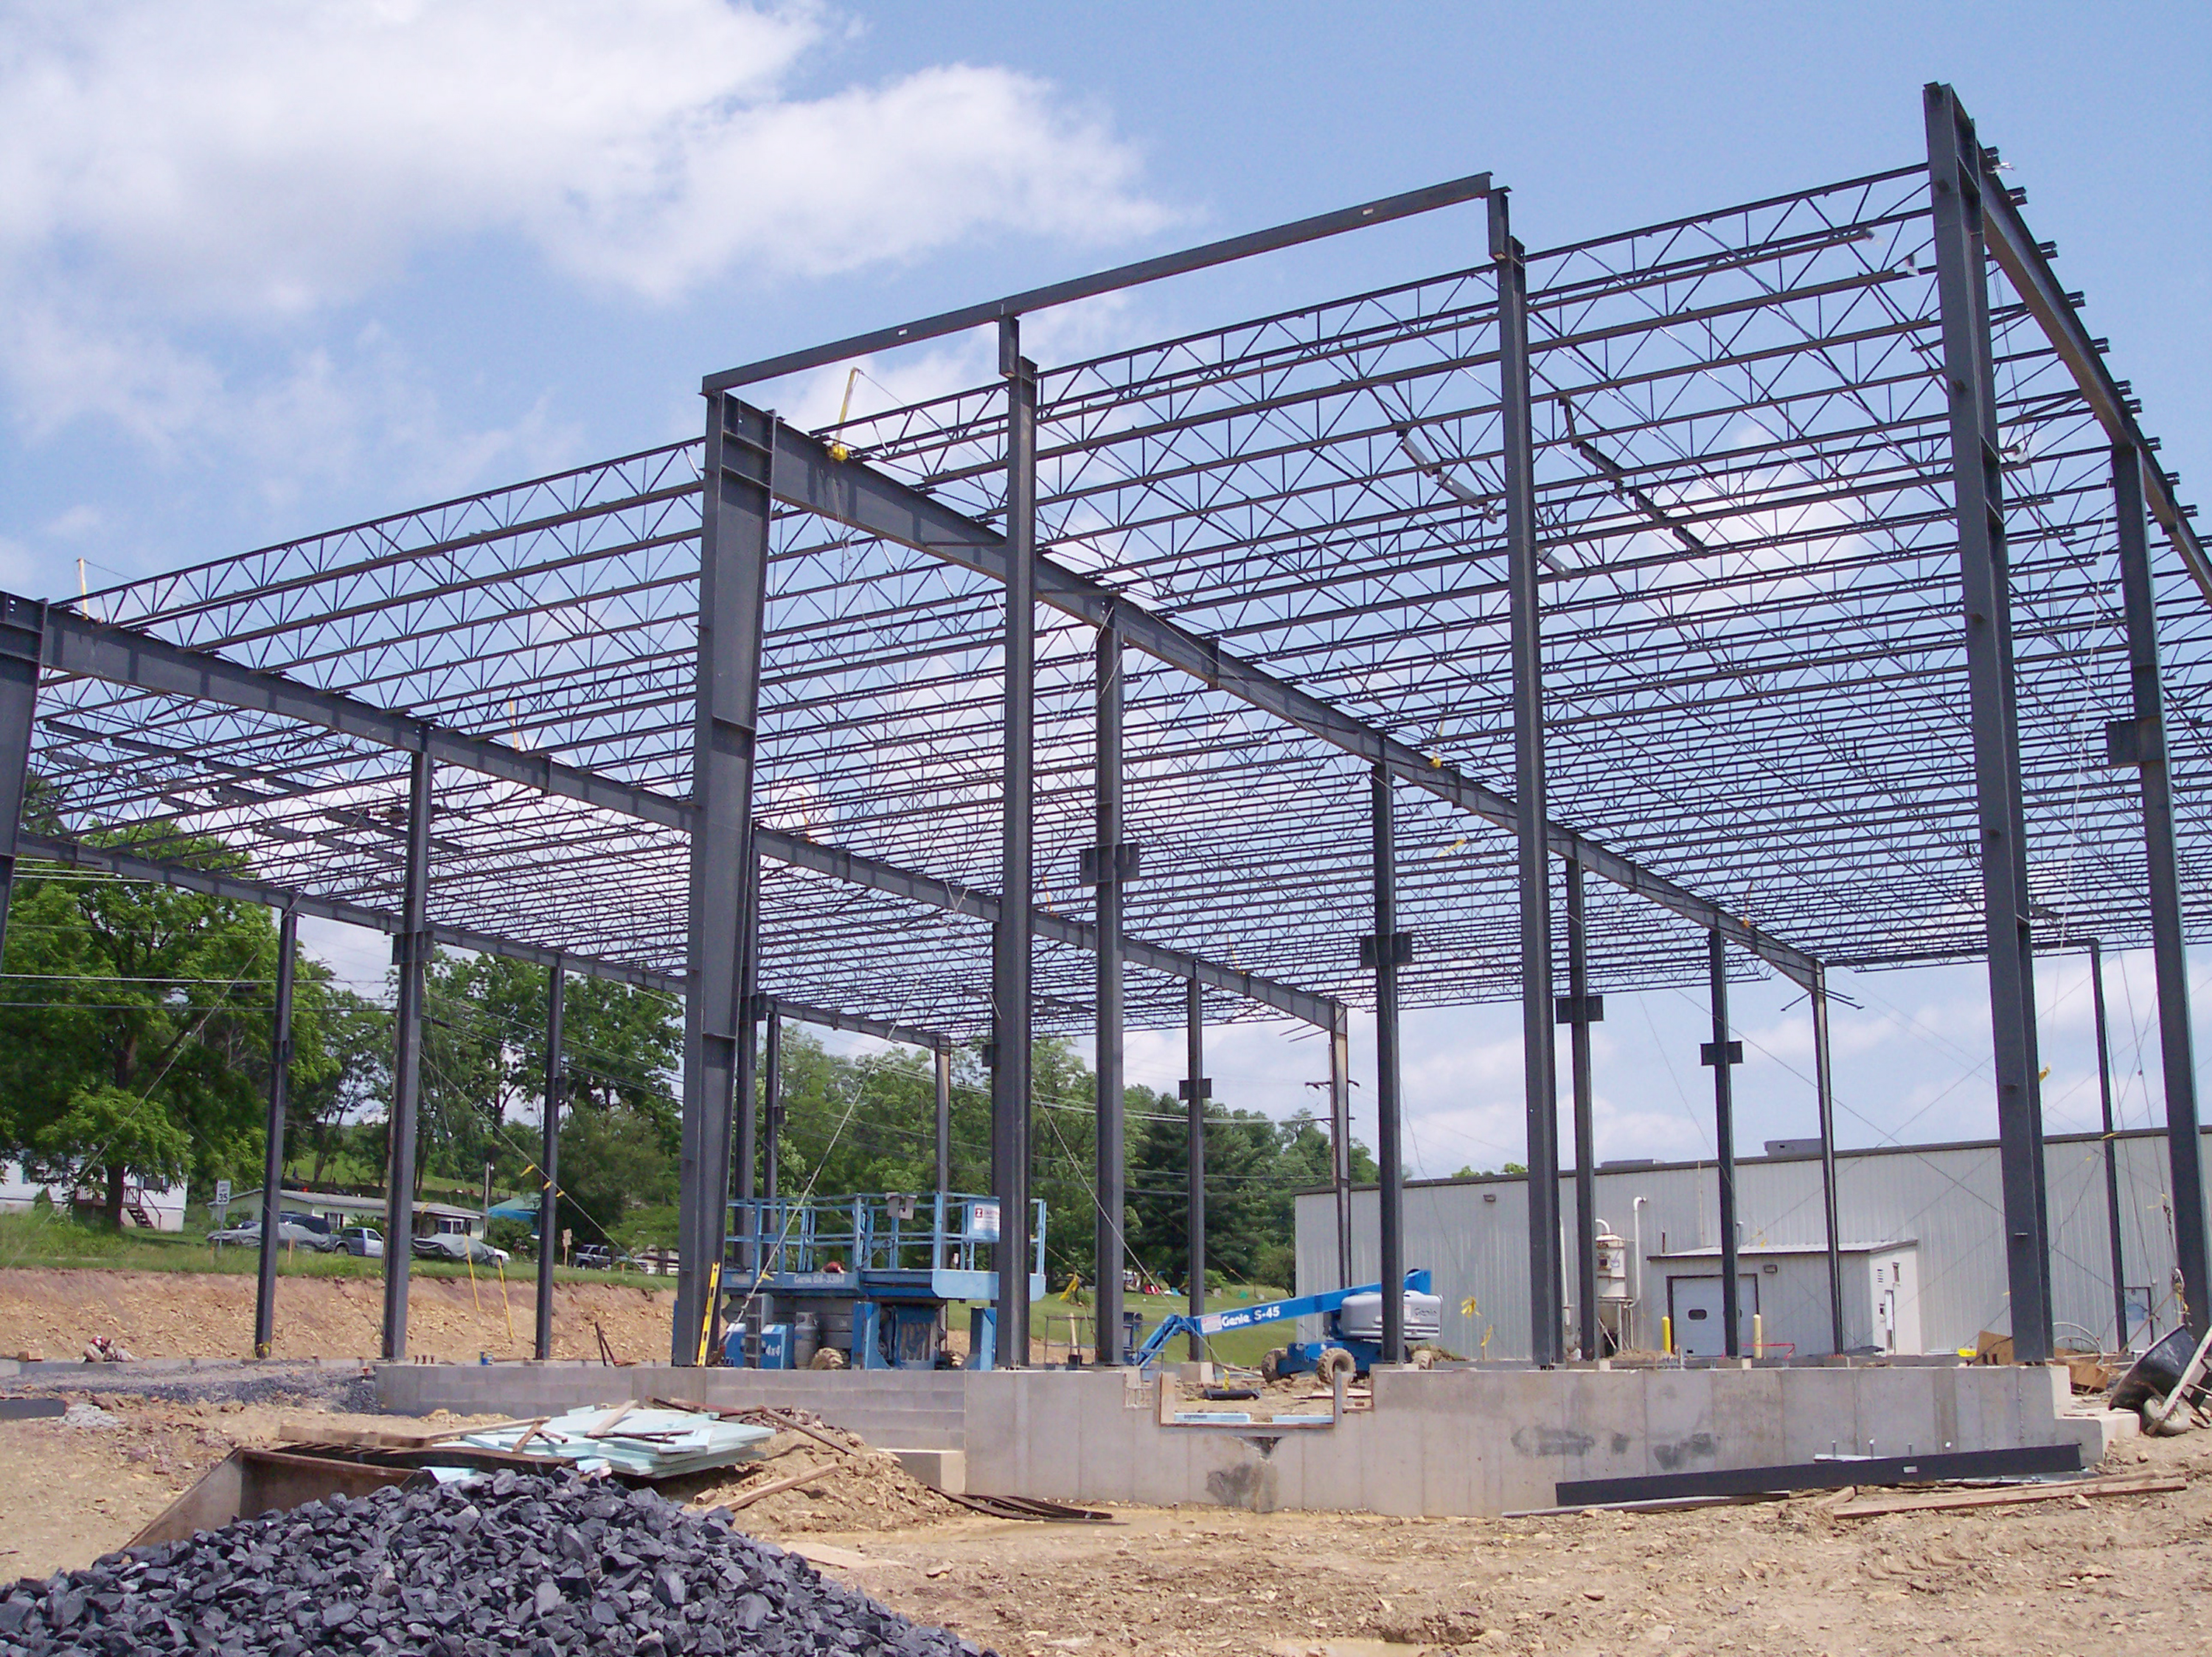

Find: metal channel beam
759;417;1820;991
1561;858;1597;1360
0;597;41;974
1498;191;1562;1369
1958;85;2212;605
1370;765;1407;1366
252;907;296;1359
676;393;773;1365
704;173;1494;393
2112;443;2210;1335
381;750;432;1361
1927;83;2053;1361
1329;1008;1354;1290
1811;964;1847;1357
1183;977;1206;1363
538;963;563;1359
1094;619;1127;1364
1705;931;1742;1360
994;319;1037;1370
2088;940;2132;1348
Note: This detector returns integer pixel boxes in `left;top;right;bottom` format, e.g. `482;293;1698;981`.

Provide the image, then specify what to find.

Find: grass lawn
1029;1284;1297;1369
0;1209;672;1293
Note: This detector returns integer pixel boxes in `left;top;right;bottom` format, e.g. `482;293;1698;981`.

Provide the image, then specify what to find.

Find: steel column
1811;963;1846;1356
2112;443;2208;1335
1926;83;2053;1361
675;392;773;1364
727;866;762;1358
536;962;563;1360
1093;619;1127;1363
1329;1007;1354;1290
251;907;297;1358
0;598;38;976
933;1046;953;1201
1705;931;1742;1358
1562;859;1598;1359
1183;977;1207;1361
762;1002;782;1204
1371;763;1407;1364
2088;940;2132;1348
381;748;433;1361
1495;189;1563;1366
992;317;1037;1369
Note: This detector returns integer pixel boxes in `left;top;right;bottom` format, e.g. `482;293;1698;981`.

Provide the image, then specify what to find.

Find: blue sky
1;1;2205;1175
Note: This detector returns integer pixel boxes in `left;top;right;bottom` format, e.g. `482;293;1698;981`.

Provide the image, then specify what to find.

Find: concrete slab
1776;1364;1862;1463
885;1448;965;1494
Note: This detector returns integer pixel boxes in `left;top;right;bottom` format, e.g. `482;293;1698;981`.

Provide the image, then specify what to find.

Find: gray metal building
1294;1126;2203;1362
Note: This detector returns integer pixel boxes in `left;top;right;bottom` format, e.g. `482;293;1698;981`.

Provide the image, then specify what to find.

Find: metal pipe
1185;976;1206;1362
1565;858;1597;1359
1371;763;1406;1365
992;316;1037;1369
381;748;433;1361
1924;83;2052;1360
1495;190;1562;1366
1094;619;1126;1363
1708;931;1741;1359
1329;1008;1354;1289
252;907;297;1358
2089;939;2132;1349
1811;963;1846;1356
2112;444;2210;1338
536;962;563;1360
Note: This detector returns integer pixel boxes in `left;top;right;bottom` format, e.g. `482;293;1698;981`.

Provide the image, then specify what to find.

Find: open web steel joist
3;86;2207;1364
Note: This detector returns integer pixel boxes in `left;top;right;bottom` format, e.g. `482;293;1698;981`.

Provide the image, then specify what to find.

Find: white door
1670;1274;1758;1358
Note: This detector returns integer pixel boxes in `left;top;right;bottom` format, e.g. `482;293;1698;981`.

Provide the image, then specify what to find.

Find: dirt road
0;1265;673;1363
6;1389;2207;1656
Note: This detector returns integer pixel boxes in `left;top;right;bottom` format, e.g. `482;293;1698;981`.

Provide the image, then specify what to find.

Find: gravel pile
1;1468;990;1656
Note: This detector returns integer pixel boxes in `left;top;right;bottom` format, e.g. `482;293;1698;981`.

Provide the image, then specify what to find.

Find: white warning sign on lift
966;1201;1000;1242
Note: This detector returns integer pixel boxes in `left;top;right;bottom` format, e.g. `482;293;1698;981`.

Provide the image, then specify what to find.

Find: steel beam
1184;977;1207;1362
755;419;1821;990
1093;619;1127;1363
768;995;950;1054
993;319;1037;1369
2089;940;2132;1348
1562;858;1597;1360
704;173;1493;392
0;597;41;974
252;906;297;1358
1958;84;2212;605
762;1002;782;1204
1926;83;2053;1361
934;1043;953;1265
1371;764;1407;1366
1497;192;1563;1369
1811;963;1846;1356
36;602;692;833
1329;1008;1354;1289
537;962;563;1358
2112;443;2210;1335
1705;931;1742;1359
381;749;433;1361
728;855;762;1358
675;393;773;1364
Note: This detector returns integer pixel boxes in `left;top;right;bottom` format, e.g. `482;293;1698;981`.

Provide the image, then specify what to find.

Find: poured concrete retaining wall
375;1363;967;1452
375;1360;2120;1517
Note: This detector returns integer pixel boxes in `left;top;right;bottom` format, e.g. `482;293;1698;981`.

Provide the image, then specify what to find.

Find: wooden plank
720;1462;838;1511
1832;1474;2184;1518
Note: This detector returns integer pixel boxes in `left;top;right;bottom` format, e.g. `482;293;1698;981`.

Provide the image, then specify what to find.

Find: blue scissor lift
722;1192;1046;1370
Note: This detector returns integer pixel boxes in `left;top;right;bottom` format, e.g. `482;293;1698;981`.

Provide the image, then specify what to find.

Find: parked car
340;1226;384;1258
206;1217;340;1252
411;1232;509;1266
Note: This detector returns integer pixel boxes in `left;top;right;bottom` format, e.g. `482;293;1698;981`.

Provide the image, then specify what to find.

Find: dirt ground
6;1387;2210;1657
0;1265;674;1362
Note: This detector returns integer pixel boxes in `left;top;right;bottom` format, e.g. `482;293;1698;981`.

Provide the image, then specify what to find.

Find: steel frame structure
1;86;2206;1367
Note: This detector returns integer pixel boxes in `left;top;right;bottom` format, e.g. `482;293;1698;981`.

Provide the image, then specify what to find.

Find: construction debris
1829;1473;2187;1518
0;1467;990;1654
448;1403;773;1480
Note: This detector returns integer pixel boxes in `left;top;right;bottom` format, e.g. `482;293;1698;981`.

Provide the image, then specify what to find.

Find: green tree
0;830;346;1226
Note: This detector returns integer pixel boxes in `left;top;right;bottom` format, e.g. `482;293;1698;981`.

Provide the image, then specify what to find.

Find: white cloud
0;0;1164;315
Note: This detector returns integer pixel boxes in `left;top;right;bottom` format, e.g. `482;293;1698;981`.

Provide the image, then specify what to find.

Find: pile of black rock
1;1467;991;1655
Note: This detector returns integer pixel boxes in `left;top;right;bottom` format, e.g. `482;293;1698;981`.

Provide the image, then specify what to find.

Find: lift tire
1315;1348;1357;1385
1410;1347;1436;1370
1259;1348;1284;1383
810;1347;848;1371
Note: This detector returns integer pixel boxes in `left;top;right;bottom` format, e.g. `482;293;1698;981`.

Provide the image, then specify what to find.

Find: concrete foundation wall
376;1359;2121;1518
375;1363;967;1451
